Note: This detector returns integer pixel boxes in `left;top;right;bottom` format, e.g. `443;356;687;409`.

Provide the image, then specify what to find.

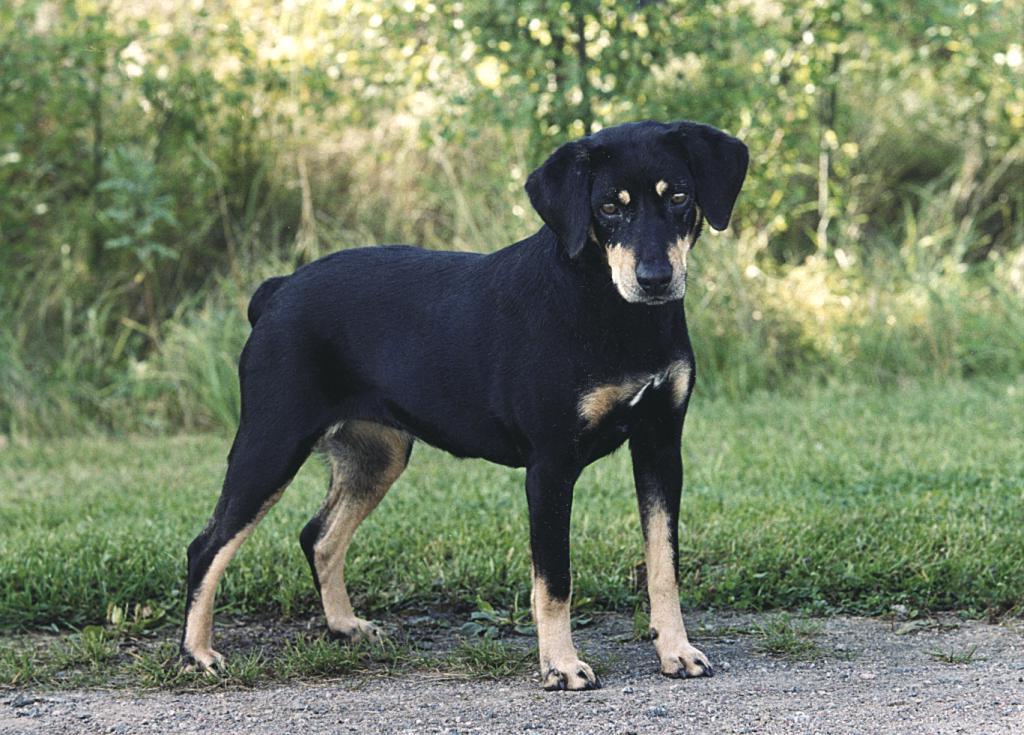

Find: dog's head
526;120;748;304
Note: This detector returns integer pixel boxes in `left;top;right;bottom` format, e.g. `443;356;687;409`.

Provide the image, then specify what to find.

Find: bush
0;0;1021;436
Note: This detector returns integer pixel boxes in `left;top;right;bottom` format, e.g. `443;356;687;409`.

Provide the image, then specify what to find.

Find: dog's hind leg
300;421;412;642
181;421;318;671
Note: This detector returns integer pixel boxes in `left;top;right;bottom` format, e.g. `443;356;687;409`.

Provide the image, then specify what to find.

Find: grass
444;639;535;680
1;379;1021;635
0;626;534;690
0;379;1021;687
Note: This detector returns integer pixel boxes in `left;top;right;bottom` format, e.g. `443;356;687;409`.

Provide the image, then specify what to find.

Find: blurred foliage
0;0;1022;435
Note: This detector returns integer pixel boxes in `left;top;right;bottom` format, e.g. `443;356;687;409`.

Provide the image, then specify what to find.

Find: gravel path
3;613;1022;734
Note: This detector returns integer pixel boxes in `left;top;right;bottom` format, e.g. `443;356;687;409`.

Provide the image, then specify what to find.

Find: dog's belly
358;393;528;468
579;422;632;464
404;418;527;468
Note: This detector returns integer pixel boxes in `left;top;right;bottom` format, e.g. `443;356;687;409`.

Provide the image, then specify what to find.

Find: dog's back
237;243;549;466
247;275;288;327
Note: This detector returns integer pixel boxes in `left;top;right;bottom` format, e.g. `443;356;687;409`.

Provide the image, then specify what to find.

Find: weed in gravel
0;628;126;689
631;607;651;640
755;614;823;660
458;597;535;639
274;634;366;678
275;634;416;678
927;646;983;665
129;643;207;689
225;650;274;687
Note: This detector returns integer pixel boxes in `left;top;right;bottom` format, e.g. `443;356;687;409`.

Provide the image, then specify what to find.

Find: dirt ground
3;612;1022;735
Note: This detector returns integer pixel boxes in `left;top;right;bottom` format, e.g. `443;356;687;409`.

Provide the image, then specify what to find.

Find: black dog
181;120;748;691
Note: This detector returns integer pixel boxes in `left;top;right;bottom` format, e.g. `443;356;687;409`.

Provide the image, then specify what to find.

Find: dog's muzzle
635;261;673;298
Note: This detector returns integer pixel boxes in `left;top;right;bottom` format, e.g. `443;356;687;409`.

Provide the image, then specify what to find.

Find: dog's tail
247;276;288;327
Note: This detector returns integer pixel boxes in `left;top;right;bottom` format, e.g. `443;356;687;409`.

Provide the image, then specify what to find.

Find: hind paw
327;617;384;645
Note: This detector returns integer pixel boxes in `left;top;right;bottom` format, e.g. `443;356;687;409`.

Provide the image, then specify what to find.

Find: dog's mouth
639;290;684;306
619;275;687;306
612;283;686;306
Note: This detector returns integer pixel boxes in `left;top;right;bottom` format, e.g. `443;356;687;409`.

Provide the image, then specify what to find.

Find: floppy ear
525;141;592;258
670;122;749;231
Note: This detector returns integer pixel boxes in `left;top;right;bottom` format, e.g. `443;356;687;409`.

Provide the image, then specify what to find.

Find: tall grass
1;118;1022;436
4;259;1020;439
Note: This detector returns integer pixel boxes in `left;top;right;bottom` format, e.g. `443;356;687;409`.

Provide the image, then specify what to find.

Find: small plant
274;633;413;679
96;146;179;269
53;626;119;671
459;596;594;639
459;596;534;638
128;643;200;689
0;643;43;686
928;646;982;665
754;614;822;660
274;634;364;678
128;643;272;690
444;638;534;679
106;601;167;636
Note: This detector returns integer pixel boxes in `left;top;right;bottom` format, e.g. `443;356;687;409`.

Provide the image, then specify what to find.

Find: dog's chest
576;360;692;432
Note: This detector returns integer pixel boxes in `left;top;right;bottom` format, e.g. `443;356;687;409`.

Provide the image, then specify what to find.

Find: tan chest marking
577;360;692;428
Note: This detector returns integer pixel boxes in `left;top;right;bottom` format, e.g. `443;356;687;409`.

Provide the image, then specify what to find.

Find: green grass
1;380;1022;639
0;629;540;690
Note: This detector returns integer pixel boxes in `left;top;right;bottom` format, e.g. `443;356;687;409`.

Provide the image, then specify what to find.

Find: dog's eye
600;203;619;215
671;192;688;205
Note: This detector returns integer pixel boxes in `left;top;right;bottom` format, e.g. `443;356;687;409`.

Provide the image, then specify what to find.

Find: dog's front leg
630;418;713;679
525;463;600;691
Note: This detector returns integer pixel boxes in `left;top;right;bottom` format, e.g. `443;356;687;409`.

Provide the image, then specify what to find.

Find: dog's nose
636;261;673;295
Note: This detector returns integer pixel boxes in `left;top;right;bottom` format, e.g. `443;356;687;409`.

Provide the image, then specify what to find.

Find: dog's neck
531;231;691;364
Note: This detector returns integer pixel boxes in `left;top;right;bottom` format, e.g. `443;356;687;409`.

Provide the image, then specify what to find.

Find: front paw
541;658;601;691
327;617;384;645
658;642;714;679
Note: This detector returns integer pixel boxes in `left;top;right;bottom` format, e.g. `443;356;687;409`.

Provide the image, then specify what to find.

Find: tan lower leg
315;495;382;632
183;488;284;667
314;422;408;636
645;505;688;646
531;568;598;689
644;505;711;677
531;570;577;670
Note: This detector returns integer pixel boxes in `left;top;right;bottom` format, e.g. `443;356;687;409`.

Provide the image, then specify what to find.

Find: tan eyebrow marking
618;190;631;205
655;180;668;196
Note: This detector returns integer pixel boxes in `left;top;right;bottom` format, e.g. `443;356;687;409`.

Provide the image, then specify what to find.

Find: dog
180;119;748;691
